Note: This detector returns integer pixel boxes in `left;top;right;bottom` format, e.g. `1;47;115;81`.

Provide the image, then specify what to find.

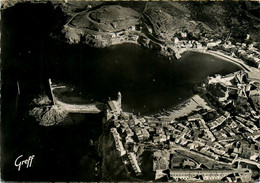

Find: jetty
49;79;102;114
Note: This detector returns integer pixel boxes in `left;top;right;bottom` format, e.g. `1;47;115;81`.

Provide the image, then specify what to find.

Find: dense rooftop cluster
106;70;260;182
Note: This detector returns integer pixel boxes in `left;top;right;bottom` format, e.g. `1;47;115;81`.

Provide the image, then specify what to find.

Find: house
207;40;221;47
142;129;150;139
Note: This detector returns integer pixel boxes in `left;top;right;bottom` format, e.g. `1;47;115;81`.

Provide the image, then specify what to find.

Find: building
111;128;126;156
208;115;227;130
169;169;251;182
207;40;221;47
108;100;122;115
128;152;142;176
141;129;150;139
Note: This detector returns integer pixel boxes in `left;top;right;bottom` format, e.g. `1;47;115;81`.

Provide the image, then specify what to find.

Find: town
139;27;260;72
106;70;260;182
28;56;260;182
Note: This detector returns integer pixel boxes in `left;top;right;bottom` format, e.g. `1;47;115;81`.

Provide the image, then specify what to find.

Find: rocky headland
54;1;260;67
62;4;141;47
2;1;260;66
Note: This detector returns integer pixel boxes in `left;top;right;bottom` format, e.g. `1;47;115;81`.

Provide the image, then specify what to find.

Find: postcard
1;0;260;182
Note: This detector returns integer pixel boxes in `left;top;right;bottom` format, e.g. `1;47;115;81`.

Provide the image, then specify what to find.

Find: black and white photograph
1;0;260;182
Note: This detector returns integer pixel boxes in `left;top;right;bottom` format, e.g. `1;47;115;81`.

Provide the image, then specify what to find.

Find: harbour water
45;42;242;115
1;3;242;181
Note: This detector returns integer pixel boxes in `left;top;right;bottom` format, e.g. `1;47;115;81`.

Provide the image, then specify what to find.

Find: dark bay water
1;3;241;181
46;42;241;114
1;3;241;115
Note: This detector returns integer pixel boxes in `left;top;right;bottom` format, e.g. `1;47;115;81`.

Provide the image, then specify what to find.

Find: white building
128;152;142;175
111;128;126;156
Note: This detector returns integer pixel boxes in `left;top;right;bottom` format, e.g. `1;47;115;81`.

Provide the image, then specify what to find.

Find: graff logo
14;155;35;171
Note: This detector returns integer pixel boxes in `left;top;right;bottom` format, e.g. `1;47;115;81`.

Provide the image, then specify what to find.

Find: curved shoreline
186;49;251;72
61;4;260;74
59;3;260;76
62;24;256;74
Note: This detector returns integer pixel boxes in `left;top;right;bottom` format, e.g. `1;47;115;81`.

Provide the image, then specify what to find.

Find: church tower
117;92;122;108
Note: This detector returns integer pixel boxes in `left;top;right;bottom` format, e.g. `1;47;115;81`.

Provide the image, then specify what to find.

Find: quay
49;79;102;114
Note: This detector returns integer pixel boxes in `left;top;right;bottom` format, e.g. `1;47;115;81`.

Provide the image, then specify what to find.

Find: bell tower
117;92;122;108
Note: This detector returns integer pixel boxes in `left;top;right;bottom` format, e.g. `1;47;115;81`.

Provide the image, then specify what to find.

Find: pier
49;79;102;114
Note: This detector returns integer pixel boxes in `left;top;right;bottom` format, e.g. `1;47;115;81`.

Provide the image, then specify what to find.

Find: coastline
184;49;251;72
62;23;259;75
59;3;260;73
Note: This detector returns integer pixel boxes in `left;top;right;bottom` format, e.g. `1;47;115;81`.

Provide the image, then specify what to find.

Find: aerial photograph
1;0;260;182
